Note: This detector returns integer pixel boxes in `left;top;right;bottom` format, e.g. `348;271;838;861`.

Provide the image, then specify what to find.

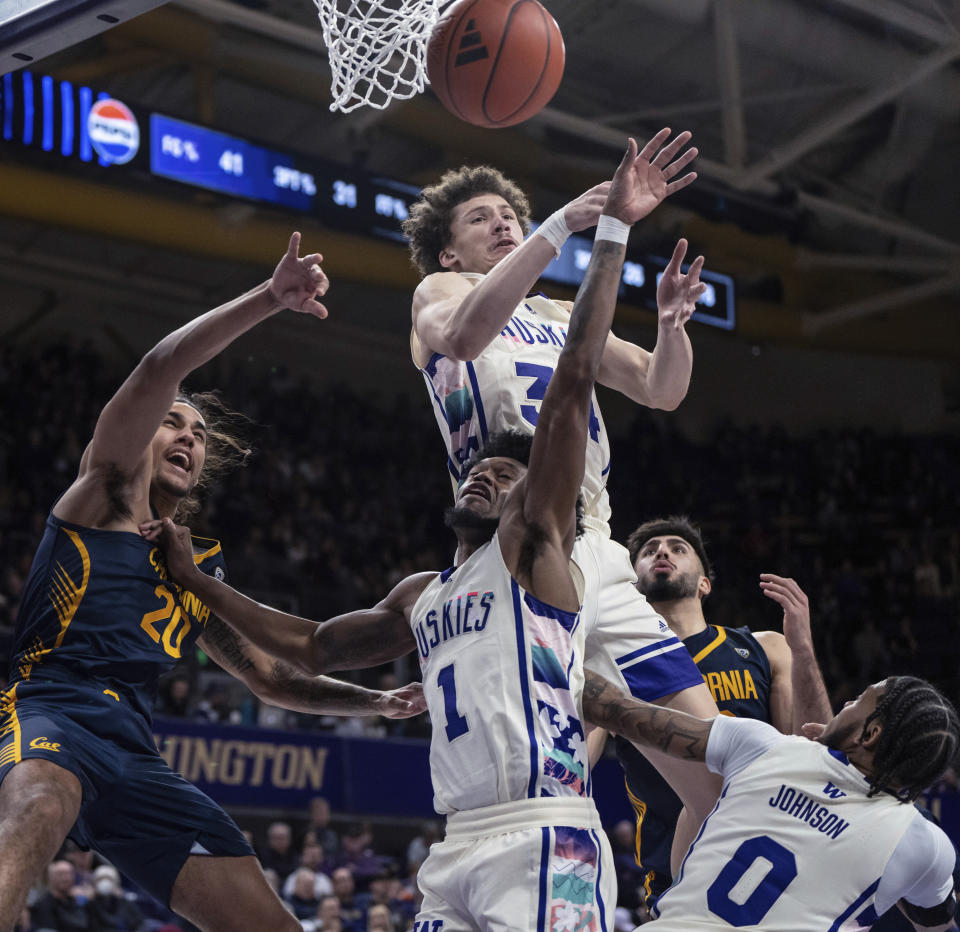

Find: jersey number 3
516;362;600;442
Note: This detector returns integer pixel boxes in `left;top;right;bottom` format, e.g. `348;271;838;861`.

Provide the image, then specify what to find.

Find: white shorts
415;797;616;932
574;529;703;701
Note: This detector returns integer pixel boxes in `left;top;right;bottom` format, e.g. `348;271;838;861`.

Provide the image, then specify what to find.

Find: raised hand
268;232;329;318
562;181;613;232
602;128;698;226
760;573;815;653
657;238;706;330
139;516;201;586
376;682;427;719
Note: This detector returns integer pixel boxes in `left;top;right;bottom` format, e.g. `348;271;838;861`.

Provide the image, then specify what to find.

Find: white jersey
651;716;956;931
409;533;589;814
415;277;613;533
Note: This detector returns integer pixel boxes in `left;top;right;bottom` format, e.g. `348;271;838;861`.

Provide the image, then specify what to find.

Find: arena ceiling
1;0;959;361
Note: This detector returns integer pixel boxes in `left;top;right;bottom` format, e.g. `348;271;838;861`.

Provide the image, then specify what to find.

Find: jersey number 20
140;585;191;659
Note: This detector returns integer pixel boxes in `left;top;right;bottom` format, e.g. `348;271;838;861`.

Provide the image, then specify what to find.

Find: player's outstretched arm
596;236;704;409
412;127;696;364
198;616;425;719
582;671;713;762
143;517;424;675
760;573;833;733
73;233;328;488
498;144;641;601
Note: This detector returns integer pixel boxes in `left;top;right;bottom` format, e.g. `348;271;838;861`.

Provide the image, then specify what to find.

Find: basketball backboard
1;0;168;75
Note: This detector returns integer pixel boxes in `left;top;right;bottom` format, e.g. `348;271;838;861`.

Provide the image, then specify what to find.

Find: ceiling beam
826;0;958;46
712;0;746;170
796;251;957;274
734;40;960;189
804;273;960;335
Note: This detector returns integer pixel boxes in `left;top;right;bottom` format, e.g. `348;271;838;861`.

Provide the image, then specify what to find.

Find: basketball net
313;0;442;112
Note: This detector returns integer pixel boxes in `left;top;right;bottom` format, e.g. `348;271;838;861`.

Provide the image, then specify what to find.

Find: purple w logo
823;781;847;799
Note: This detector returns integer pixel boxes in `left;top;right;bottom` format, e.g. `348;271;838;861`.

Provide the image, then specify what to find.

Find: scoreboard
1;70;735;328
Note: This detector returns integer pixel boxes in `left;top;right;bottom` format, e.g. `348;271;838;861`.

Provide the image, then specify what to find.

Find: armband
535;210;571;257
596;214;630;244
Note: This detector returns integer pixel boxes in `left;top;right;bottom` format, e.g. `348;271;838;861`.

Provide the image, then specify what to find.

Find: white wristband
535;209;571;257
596;214;630;244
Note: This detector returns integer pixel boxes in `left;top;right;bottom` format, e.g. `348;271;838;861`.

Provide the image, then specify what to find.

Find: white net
314;0;443;113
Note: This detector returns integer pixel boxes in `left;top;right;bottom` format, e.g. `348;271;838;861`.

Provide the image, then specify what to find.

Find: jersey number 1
437;664;468;742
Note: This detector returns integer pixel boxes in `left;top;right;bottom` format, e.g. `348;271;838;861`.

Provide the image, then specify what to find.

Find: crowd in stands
3;340;960;929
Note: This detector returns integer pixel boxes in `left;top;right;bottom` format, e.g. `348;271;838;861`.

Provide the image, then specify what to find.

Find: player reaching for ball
0;235;424;932
401;128;723;868
141;140;708;931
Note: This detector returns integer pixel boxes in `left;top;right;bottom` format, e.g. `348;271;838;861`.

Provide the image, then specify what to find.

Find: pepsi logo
88;98;140;165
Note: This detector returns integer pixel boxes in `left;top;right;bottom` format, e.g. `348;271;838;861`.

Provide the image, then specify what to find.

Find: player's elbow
440;325;483;361
651;392;684;412
643;381;688;411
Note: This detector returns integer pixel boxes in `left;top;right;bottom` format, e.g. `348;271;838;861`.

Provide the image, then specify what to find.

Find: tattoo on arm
268;661;378;714
582;672;711;762
202;617;256;675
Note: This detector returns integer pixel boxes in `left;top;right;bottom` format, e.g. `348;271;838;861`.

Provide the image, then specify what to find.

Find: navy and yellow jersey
614;625;773;898
6;512;224;724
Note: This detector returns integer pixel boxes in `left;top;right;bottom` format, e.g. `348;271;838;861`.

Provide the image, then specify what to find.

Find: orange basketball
426;0;565;128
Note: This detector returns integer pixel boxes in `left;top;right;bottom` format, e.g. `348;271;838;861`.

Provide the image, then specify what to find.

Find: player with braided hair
862;675;960;803
582;672;960;930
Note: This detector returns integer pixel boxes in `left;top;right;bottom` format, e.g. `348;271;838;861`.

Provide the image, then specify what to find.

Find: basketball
426;0;565;129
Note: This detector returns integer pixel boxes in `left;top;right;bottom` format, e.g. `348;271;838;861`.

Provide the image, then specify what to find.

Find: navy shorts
0;681;253;905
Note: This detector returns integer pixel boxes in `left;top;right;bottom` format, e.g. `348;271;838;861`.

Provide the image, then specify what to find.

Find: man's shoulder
191;534;226;580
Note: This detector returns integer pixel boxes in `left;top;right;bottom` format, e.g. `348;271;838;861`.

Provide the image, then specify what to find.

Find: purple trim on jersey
600;462;611;477
464;361;489;443
621;646;704;702
512;579;539;798
423;351;445;378
616;637;682;667
656;783;731;917
537;827;550;932
589;828;609;932
828;747;851;765
523;591;579;634
827;878;881;932
439;567;456;584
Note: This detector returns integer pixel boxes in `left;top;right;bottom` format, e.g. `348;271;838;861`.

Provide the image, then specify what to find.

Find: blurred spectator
156;675;194;718
405;821;441;872
608;819;646;912
338;824;382;883
365;904;394;932
260;821;299;884
331;867;368;932
306;797;340;859
61;841;95;903
283;843;333;901
30;860;95;932
284;868;321;920
88;864;145;932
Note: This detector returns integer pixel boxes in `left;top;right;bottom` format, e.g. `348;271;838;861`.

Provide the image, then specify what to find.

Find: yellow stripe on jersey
690;625;726;664
625;778;648;866
191;537;222;564
27;527;92;679
0;685;22;766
